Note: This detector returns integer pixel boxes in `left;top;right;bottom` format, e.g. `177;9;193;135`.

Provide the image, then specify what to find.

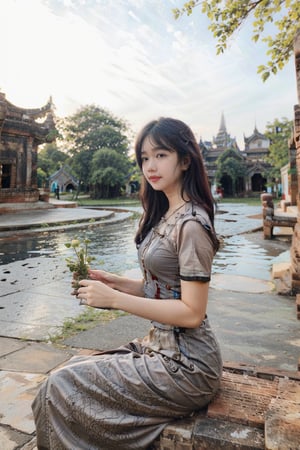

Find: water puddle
0;204;291;283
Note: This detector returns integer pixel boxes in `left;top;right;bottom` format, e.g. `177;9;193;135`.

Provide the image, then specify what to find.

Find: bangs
136;130;175;168
147;131;175;153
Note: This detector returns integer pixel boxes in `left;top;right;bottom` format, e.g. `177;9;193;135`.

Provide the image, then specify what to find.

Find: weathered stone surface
20;436;37;450
222;361;300;382
272;262;292;295
0;336;27;357
153;415;196;450
0;371;45;434
0;342;72;373
0;426;33;450
207;371;278;428
154;369;300;449
265;379;300;450
296;294;300;320
194;418;264;450
261;194;297;240
272;262;291;279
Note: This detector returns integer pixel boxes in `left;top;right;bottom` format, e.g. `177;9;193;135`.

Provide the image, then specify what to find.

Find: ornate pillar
31;142;38;188
290;31;300;293
25;137;33;188
288;136;297;205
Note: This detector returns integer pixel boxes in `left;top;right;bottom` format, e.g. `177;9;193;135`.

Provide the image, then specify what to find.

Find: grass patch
219;197;262;206
73;196;141;207
49;308;127;344
62;193;263;207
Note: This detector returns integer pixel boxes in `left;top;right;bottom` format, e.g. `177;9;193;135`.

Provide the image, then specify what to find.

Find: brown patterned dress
32;203;222;449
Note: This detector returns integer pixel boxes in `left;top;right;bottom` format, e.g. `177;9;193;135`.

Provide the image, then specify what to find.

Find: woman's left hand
75;279;115;309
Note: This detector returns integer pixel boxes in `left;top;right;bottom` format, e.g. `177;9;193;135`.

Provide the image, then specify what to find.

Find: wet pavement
0;201;299;449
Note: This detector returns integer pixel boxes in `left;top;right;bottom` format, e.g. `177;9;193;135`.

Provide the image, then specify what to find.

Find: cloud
0;0;297;149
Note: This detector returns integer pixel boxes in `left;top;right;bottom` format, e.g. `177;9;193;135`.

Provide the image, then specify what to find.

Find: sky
0;0;298;149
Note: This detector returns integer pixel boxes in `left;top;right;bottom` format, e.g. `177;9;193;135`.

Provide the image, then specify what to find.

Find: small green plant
48;309;126;344
65;237;95;290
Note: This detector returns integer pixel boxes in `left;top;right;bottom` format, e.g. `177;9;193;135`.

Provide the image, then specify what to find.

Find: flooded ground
0;204;290;283
0;203;291;282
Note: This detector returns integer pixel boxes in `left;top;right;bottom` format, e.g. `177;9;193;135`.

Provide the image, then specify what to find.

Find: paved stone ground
0;201;299;449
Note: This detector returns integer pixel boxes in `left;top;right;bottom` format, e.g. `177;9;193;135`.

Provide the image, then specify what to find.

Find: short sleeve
177;219;215;282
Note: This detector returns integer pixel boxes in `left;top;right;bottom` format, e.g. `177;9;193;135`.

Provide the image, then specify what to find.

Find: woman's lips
149;176;161;182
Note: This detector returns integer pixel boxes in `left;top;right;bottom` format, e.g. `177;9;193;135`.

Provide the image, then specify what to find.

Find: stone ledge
154;364;300;450
272;262;291;279
265;378;300;450
0;201;53;214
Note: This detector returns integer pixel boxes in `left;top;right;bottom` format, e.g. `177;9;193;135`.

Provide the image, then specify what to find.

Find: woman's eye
157;153;166;158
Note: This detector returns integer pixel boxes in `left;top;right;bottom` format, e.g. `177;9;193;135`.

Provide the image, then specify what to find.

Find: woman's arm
88;269;145;297
77;278;209;328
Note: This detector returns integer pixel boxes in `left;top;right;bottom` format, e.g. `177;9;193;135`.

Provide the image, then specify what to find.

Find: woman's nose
147;158;157;171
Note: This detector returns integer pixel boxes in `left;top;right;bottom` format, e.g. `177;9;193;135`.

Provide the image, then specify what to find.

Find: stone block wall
290;32;300;293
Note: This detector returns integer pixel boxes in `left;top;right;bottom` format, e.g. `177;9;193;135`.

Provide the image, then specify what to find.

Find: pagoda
0;92;56;212
200;113;244;194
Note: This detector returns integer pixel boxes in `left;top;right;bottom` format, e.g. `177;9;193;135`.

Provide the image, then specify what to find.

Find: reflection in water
0;235;55;264
213;234;274;280
0;213;289;282
0;219;140;275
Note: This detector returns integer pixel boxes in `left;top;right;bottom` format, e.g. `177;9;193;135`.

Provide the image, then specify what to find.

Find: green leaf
172;0;299;81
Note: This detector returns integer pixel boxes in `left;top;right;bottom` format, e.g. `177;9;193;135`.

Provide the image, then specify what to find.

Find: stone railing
261;193;297;239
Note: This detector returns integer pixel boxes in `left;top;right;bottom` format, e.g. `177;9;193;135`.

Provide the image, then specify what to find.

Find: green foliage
60;105;131;196
263;117;293;180
37;142;68;177
173;0;300;81
65;237;95;289
216;148;246;195
91;148;131;198
49;308;126;343
37;167;48;187
61;104;129;156
70;149;92;195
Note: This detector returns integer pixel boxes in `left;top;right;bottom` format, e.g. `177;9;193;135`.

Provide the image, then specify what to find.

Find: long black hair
134;117;217;247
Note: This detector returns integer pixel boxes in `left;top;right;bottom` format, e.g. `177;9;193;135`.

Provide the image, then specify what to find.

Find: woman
32;117;222;449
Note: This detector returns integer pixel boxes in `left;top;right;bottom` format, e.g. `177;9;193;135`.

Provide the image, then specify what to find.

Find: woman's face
140;137;189;197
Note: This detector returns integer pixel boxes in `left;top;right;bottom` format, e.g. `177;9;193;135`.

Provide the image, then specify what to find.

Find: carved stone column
25;137;33;188
288;137;297;205
290;31;300;293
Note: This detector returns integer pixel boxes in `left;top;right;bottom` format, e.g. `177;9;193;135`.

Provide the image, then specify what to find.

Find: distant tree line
38;106;292;200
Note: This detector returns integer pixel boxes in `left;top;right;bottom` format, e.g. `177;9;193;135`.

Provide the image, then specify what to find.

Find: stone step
154;365;300;450
0;201;54;214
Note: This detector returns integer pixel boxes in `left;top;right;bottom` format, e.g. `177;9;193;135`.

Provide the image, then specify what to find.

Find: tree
61;105;131;196
90;148;131;199
37;167;48;188
37;142;68;184
263;117;293;182
173;1;300;81
216;148;246;196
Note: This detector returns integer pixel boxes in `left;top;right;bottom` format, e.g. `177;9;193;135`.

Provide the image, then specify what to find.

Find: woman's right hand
88;269;144;297
88;269;118;289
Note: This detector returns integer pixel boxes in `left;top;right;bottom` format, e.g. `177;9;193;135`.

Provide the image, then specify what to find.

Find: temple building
0;92;56;211
201;113;271;197
49;165;79;194
243;126;270;193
